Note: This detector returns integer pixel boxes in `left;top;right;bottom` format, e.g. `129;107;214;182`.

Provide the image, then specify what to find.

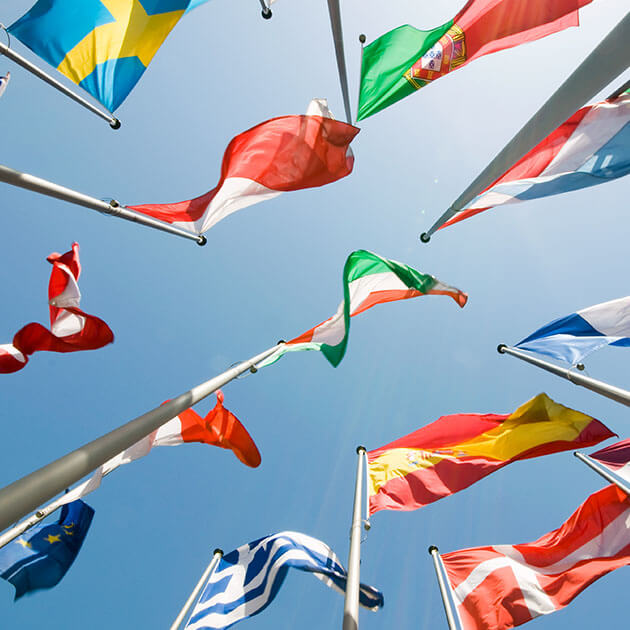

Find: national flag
514;296;630;365
368;393;613;514
0;71;10;99
357;0;592;120
9;0;198;111
0;499;94;599
590;438;630;485
129;99;359;235
440;93;630;230
0;243;113;374
259;249;467;369
184;531;384;629
440;484;630;630
54;390;260;509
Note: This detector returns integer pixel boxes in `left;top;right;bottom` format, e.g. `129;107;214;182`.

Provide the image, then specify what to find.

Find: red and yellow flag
368;393;614;514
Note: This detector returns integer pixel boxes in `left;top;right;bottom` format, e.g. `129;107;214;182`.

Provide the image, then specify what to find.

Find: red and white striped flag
0;243;113;373
129;99;359;235
590;438;630;484
441;484;630;630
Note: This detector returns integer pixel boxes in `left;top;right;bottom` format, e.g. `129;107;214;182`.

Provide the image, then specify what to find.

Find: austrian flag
0;243;113;374
129;99;359;235
441;485;630;630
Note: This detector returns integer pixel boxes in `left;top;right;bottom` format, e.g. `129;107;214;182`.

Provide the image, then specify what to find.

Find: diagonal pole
497;344;630;408
429;546;458;630
574;452;630;495
0;163;206;245
0;39;120;129
0;343;282;532
420;11;630;242
326;0;353;124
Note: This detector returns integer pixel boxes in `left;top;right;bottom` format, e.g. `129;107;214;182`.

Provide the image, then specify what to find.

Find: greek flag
184;531;384;629
515;296;630;364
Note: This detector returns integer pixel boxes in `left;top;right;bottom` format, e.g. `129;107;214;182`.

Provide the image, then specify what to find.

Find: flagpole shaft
326;0;353;124
170;549;224;630
429;546;458;630
0;163;206;245
498;345;630;408
343;446;366;630
574;452;630;496
0;343;282;532
421;10;630;240
0;41;120;129
258;0;272;19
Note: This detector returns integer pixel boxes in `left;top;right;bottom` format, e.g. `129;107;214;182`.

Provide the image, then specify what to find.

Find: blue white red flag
515;296;630;364
0;72;10;99
440;92;630;230
185;531;383;629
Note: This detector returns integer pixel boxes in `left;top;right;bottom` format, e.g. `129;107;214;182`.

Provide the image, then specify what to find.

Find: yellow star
45;534;61;544
62;523;75;530
16;539;32;549
58;0;186;83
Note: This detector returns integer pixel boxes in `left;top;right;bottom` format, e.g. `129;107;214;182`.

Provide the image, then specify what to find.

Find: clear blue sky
0;1;629;628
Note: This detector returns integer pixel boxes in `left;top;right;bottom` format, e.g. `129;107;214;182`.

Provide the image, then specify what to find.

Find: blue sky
0;0;629;628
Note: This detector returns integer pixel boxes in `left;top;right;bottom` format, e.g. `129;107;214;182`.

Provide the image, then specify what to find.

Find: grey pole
574;452;630;496
258;0;272;19
0;40;120;129
342;446;367;630
326;0;353;124
497;344;630;408
170;549;224;630
0;343;282;532
420;11;630;242
0;164;206;245
429;546;458;630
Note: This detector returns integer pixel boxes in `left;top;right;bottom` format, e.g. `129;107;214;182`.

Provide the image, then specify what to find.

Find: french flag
514;296;630;365
441;92;630;230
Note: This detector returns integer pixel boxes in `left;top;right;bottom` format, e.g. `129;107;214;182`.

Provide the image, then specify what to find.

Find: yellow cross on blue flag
9;0;196;111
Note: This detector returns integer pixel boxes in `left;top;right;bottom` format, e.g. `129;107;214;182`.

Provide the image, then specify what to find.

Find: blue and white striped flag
0;72;10;99
515;296;630;364
184;531;384;629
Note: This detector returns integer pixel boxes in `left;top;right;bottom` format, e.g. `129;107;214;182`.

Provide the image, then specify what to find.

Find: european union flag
9;0;196;111
0;499;94;599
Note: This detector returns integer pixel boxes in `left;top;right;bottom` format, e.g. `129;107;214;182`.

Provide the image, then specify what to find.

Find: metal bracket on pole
497;344;630;408
0;163;206;245
0;343;282;532
429;546;458;630
574;452;630;496
0;39;120;128
258;0;272;19
170;548;224;630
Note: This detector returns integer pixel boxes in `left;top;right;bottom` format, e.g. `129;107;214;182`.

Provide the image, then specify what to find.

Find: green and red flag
260;249;467;368
357;0;592;120
368;393;614;514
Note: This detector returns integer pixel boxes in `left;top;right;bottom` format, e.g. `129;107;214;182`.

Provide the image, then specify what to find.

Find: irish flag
357;0;592;120
368;393;614;514
261;249;467;368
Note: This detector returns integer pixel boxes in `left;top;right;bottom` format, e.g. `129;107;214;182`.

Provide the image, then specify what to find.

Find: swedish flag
9;0;195;111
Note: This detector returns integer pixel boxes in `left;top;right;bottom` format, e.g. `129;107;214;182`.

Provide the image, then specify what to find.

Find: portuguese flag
261;249;467;368
368;393;614;514
357;0;592;120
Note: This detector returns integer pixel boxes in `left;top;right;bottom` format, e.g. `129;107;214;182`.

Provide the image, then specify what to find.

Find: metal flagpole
420;10;630;242
0;163;207;246
0;39;120;129
326;0;353;124
606;79;630;101
0;343;282;532
428;546;458;630
170;549;224;630
356;35;366;125
342;446;367;630
258;0;272;19
497;344;630;408
574;452;630;496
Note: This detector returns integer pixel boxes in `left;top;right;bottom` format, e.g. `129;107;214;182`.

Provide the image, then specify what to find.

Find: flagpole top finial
197;235;207;246
419;232;430;243
497;344;507;354
428;545;439;555
109;118;121;130
359;34;366;44
261;7;272;19
576;363;585;371
356;445;366;454
213;548;224;557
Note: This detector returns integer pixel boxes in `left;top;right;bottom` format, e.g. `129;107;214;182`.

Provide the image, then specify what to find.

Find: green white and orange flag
357;0;592;120
260;249;467;368
368;393;614;514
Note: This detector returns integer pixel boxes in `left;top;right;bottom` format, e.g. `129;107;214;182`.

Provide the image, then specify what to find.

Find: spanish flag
368;393;614;515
